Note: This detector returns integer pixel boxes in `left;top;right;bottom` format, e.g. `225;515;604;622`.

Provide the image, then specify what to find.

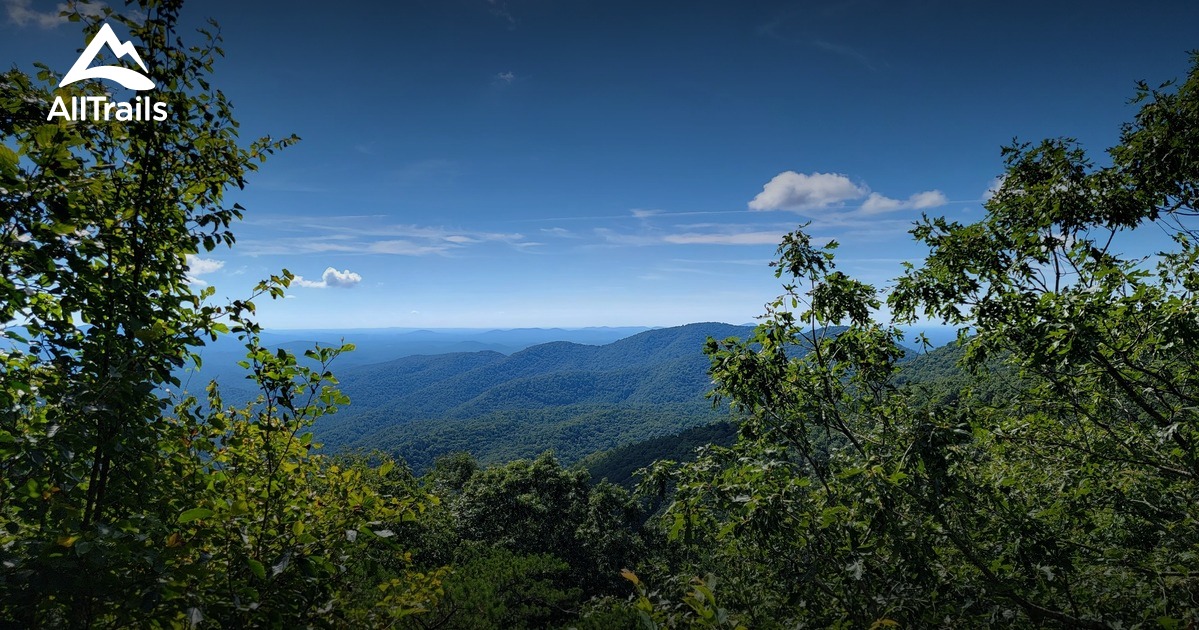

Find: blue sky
4;0;1198;328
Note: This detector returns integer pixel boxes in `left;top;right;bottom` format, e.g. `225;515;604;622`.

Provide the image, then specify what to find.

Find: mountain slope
315;323;756;468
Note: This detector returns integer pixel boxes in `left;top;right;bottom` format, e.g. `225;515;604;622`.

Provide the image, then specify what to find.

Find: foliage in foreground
632;53;1199;628
0;3;440;625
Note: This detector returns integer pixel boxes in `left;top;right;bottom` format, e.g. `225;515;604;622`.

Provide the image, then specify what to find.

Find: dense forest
3;2;1198;627
314;322;754;471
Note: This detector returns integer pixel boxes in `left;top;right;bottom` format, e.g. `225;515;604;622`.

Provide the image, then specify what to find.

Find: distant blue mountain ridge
312;322;758;469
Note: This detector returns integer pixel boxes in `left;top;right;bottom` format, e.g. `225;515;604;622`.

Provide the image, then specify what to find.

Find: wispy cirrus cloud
662;231;786;246
540;227;578;238
594;228;661;247
364;240;455;256
238;216;527;257
5;0;104;28
757;6;882;72
485;0;516;28
671;257;772;267
595;224;795;248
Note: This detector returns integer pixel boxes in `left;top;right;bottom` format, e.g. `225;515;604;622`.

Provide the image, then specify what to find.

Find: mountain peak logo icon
59;22;155;91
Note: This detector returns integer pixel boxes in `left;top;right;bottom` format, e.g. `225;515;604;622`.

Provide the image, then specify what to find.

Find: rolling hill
313;322;757;470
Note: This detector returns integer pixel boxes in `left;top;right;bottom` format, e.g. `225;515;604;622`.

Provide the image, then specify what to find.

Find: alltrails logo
47;22;168;122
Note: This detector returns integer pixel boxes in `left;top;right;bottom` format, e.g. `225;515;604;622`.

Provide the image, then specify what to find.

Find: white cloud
496;71;515;84
366;240;454;256
748;170;948;222
860;190;947;214
663;231;785;246
294;267;362;289
237;218;527;257
748;171;867;212
595;224;792;247
983;175;1006;201
185;255;224;286
186;255;224;275
908;190;948;209
6;0;106;28
631;209;663;219
595;228;662;247
860;192;903;214
322;267;362;288
486;0;516;27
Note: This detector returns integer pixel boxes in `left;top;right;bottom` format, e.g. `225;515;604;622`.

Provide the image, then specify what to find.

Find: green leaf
178;507;214;523
247;558;266;580
33;125;57;148
0;143;18;177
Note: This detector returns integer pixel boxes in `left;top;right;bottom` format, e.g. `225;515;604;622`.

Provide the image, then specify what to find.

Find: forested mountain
575;340;987;490
316;322;756;470
178;326;649;401
6;3;1198;626
578;421;741;488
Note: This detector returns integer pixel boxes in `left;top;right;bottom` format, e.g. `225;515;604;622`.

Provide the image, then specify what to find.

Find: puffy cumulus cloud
294;267;362;289
322;267;362;288
860;190;948;214
185;255;224;286
748;171;867;212
860;192;903;214
908;190;948;209
748;171;949;218
186;255;224;275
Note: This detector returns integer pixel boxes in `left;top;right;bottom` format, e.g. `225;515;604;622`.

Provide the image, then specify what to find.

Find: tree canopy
631;52;1199;628
1;3;440;625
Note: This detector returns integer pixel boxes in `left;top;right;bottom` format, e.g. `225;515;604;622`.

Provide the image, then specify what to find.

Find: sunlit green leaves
0;2;436;626
177;508;213;524
638;54;1199;628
